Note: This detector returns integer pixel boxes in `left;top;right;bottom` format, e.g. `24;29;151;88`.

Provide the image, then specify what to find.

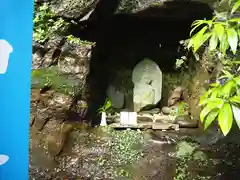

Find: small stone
139;108;161;114
161;106;173;115
174;115;198;128
153;114;176;123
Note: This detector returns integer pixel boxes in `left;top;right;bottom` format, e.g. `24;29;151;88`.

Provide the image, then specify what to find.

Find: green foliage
170;101;189;117
108;128;144;165
174;141;210;180
99;127;144;178
188;1;240;57
188;0;240;135
199;74;240;135
33;3;68;43
175;141;197;158
66;35;82;45
97;99;113;114
66;35;96;46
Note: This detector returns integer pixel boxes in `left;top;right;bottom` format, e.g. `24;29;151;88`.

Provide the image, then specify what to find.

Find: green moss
174;141;210;180
31;67;81;95
100;127;144;178
175;141;197;158
66;35;95;46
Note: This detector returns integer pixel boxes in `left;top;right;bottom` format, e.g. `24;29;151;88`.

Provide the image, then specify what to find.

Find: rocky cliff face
31;0;215;127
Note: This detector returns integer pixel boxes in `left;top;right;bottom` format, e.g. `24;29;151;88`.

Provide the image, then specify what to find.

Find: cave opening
67;0;214;125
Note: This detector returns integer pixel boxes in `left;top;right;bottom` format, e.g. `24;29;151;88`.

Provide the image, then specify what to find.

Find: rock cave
66;0;213;126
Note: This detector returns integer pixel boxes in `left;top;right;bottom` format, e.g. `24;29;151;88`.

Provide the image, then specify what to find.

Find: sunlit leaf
214;24;225;42
208;98;224;108
228;17;240;22
199;89;213;106
233;76;240;85
190;20;205;36
222;69;234;78
231;0;240;14
232;105;240;129
105;99;112;110
227;28;238;54
200;105;213;122
210;87;220;98
220;32;230;55
228;61;240;65
219;75;230;80
204;109;219;130
209;31;219;51
230;95;240;104
200;98;224;121
193;28;211;52
218;103;233;136
190;20;212;36
220;79;236;98
209;82;221;87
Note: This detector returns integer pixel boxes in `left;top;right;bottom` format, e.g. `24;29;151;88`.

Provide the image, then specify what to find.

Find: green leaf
220;32;230;55
209;31;219;51
204;109;219;130
228;17;240;22
208;98;225;108
210;87;220;98
230;95;240;104
228;61;240;65
200;105;213;122
221;69;234;79
232;105;240;129
199;89;214;106
209;82;221;87
220;79;236;98
200;98;224;121
190;20;205;36
233;76;240;85
190;20;212;36
227;28;238;54
214;24;225;42
104;100;112;110
218;103;233;136
219;75;230;80
231;0;240;14
191;26;210;52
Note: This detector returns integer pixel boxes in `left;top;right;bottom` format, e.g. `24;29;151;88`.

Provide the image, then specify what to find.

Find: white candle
100;112;107;126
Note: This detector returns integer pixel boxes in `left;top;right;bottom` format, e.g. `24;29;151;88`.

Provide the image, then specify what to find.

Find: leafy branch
33;3;68;43
188;0;240;135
